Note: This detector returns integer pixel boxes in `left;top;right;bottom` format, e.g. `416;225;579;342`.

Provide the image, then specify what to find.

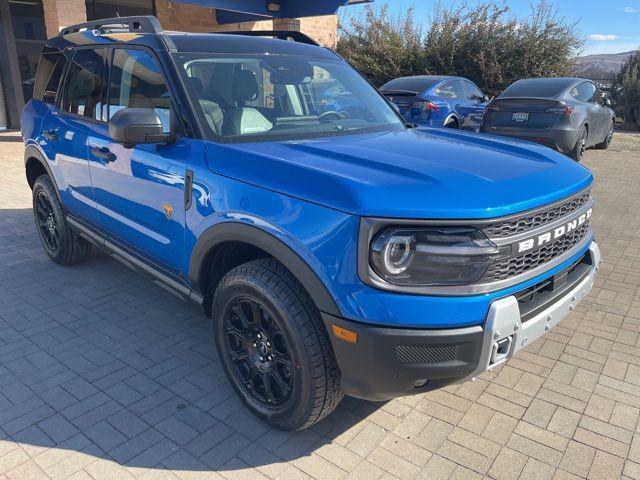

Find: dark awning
172;0;372;24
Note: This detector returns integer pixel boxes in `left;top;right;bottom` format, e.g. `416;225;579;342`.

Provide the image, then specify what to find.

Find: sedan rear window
379;77;441;94
501;79;572;99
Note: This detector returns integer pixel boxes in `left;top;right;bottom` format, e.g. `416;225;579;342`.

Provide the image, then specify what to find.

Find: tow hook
490;336;513;365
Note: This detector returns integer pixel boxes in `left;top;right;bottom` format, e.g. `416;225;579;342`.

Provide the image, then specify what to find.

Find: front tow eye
491;336;513;365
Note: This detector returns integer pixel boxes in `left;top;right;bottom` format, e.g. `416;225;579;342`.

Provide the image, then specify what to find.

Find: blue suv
22;17;600;430
380;75;489;131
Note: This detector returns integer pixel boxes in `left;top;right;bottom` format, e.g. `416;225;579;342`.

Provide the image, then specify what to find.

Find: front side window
108;48;172;131
174;53;404;142
464;81;484;101
61;48;105;120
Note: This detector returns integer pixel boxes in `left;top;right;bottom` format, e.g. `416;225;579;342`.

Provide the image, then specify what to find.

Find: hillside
573;50;635;78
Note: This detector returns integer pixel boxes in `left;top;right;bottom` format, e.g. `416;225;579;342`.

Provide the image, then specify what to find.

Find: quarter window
33;46;67;104
61;49;105;120
108;49;172;132
570;82;597;103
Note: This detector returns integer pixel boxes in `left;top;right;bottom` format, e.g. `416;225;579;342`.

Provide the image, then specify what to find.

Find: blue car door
449;79;476;130
40;48;108;224
87;47;190;276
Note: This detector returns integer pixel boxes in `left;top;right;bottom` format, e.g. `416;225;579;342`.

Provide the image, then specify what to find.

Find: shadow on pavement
0;134;23;143
0;207;384;475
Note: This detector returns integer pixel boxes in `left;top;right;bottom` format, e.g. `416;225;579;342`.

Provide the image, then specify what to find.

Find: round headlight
370;232;415;276
383;235;414;274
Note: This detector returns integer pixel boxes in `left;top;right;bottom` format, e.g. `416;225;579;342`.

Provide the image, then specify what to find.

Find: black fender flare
188;222;341;317
24;144;63;203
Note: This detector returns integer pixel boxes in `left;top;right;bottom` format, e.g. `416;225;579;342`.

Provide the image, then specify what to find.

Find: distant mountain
573;51;635;78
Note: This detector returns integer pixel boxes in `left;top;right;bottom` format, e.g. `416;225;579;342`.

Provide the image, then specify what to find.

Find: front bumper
325;241;600;401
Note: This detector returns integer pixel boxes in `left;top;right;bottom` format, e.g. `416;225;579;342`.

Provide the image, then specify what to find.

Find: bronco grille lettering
517;208;592;253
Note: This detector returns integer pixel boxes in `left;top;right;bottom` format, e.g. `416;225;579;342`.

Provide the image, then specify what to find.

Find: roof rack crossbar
59;15;163;36
217;30;319;46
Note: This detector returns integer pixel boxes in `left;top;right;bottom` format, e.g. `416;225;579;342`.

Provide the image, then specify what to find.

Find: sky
344;0;640;56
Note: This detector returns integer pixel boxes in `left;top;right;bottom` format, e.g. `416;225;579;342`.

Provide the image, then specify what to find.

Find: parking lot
0;130;639;480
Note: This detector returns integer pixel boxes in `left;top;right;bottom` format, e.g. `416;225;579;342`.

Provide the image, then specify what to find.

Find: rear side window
61;49;106;120
33;46;67;104
570;82;597;103
108;48;172;132
434;80;465;99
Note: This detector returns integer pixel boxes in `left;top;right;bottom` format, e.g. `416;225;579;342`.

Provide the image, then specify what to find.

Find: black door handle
91;147;116;163
43;129;58;142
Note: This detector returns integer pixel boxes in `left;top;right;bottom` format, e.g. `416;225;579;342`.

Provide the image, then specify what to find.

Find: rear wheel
212;258;343;430
32;175;90;265
595;121;614;150
570;126;588;162
444;117;459;129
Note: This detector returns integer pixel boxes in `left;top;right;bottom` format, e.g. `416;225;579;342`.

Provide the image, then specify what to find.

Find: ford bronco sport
22;16;600;430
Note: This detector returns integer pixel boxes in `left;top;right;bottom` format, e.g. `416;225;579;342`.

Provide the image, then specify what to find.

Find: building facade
0;0;353;130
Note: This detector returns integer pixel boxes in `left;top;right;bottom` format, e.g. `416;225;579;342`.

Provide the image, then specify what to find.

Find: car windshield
173;52;405;142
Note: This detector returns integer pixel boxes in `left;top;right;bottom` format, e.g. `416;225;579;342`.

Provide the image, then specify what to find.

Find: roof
165;32;337;58
46;15;337;60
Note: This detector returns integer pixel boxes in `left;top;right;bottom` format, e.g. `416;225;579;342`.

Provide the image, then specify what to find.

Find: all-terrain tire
32;174;90;265
212;258;343;430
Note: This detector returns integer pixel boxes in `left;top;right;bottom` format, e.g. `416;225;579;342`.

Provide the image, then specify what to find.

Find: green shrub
612;50;640;128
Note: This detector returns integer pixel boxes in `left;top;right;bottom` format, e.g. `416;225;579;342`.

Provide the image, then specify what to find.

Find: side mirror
109;108;177;147
604;98;612;107
483;95;490;103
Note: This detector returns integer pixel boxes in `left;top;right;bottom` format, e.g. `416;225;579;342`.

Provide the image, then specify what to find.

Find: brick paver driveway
1;130;639;480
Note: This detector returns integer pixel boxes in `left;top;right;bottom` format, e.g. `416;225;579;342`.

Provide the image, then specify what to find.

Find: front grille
395;344;458;364
485;223;590;281
484;192;591;238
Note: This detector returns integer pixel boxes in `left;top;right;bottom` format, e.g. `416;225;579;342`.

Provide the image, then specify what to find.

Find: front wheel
32;175;90;265
212;258;343;430
570;126;588;162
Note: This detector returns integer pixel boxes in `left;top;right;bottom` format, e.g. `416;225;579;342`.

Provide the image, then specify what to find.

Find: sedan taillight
410;101;440;112
546;105;575;115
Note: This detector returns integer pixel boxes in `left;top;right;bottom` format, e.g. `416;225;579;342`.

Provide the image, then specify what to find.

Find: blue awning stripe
169;0;372;24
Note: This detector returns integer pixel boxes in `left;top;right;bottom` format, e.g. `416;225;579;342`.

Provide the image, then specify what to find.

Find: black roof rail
217;30;319;46
59;15;163;36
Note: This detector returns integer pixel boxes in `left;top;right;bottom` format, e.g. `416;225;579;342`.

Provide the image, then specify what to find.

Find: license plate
512;112;530;122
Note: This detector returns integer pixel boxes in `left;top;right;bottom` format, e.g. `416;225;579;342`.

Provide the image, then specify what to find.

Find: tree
337;1;584;97
337;5;425;87
612;50;640;128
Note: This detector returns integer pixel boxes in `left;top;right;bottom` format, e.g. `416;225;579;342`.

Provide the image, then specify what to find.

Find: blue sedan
380;75;489;131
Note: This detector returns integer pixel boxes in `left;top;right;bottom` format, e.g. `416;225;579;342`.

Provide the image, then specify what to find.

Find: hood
205;128;593;219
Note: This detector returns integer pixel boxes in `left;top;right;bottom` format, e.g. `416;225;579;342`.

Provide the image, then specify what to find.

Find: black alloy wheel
35;190;60;254
32;174;90;265
223;298;294;406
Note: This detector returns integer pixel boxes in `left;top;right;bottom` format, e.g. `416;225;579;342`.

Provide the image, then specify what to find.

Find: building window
85;0;155;20
8;0;46;101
